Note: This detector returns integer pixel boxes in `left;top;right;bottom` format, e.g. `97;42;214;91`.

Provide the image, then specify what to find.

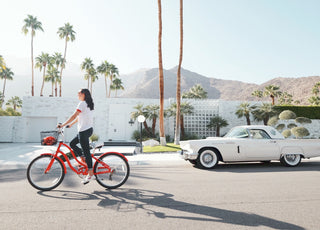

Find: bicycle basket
40;131;59;145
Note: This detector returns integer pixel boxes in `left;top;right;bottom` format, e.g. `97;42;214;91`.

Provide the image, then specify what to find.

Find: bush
132;129;155;142
181;132;199;140
267;116;279;126
295;117;312;124
89;134;99;142
282;129;292;138
279;110;296;120
0;108;21;116
287;123;297;129
291;127;310;138
274;105;320;119
276;124;285;132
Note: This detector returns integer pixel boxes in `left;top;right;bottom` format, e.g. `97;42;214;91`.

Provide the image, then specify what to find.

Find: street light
137;115;145;153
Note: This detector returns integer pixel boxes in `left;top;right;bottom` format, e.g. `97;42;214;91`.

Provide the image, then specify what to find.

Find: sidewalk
0;143;182;169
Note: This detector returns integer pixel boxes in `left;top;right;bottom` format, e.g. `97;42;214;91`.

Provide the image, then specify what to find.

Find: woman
58;88;94;184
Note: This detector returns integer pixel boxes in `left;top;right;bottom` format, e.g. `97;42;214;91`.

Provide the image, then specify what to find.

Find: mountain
1;56;320;104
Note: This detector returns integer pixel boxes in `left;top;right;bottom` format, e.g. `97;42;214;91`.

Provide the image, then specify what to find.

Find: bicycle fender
99;151;128;161
41;153;67;174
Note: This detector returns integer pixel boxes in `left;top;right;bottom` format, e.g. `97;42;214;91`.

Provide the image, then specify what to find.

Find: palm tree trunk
52;82;54;96
216;126;220;137
108;76;113;98
2;75;6;98
87;77;89;89
55;81;57;97
60;37;68;97
158;0;166;146
105;75;108;97
90;78;93;94
143;121;152;135
271;95;275;105
180;115;185;139
31;31;34;96
40;66;46;96
174;0;183;145
246;115;251;125
152;117;157;137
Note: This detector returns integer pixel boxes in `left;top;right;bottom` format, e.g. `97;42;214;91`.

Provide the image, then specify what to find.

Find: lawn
143;143;181;153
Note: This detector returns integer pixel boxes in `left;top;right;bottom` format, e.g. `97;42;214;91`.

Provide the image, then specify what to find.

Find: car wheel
188;160;197;165
280;154;301;167
197;149;219;169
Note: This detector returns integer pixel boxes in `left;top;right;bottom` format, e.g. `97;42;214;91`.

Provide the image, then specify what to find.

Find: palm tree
0;55;6;72
235;102;256;125
308;96;320;105
97;61;110;97
52;52;64;96
35;52;51;96
88;67;98;94
182;84;208;99
157;0;166;146
81;58;94;89
278;92;293;105
166;102;194;139
108;64;119;98
131;104;152;135
251;90;263;98
45;67;59;96
174;0;184;145
0;67;14;106
6;96;22;111
252;103;277;125
312;81;320;95
110;78;124;97
57;23;76;97
263;85;281;105
144;104;160;137
207;116;229;137
22;15;44;96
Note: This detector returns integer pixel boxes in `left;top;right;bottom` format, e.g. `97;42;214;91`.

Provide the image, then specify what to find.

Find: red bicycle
27;127;130;191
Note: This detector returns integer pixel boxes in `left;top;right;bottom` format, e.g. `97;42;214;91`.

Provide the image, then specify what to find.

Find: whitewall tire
197;149;219;169
280;154;301;167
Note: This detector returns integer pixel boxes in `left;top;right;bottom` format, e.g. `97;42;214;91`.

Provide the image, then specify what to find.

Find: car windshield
225;127;249;138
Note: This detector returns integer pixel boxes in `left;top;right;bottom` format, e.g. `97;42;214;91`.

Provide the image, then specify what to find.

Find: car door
238;129;280;160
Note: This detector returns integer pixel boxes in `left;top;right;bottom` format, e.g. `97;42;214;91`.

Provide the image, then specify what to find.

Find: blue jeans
70;128;93;169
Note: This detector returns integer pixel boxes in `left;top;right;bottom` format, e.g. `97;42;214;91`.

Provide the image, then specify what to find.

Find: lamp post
137;115;146;153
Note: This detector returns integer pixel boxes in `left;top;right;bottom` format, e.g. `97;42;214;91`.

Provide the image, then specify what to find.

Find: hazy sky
1;0;320;84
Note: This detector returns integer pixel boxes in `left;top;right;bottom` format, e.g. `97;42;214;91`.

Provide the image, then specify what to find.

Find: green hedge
274;106;320;119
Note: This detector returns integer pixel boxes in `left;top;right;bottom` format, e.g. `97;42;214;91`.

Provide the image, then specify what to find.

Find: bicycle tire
27;155;65;191
94;153;130;189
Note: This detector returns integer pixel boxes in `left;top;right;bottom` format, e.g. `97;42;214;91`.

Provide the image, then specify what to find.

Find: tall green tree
157;0;166;146
175;0;184;145
88;67;98;94
57;23;75;97
144;104;160;137
22;15;44;96
263;85;281;105
110;78;124;97
97;61;110;97
6;96;22;111
166;102;194;139
45;67;59;96
235;102;256;125
108;64;119;98
0;55;6;72
278;92;293;105
308;96;320;105
52;52;64;96
251;90;263;98
207;115;229;137
0;67;14;106
35;52;51;96
131;104;152;135
81;58;94;89
182;84;208;99
252;103;277;125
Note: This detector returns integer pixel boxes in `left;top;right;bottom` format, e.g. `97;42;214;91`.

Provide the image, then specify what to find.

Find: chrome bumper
180;149;198;160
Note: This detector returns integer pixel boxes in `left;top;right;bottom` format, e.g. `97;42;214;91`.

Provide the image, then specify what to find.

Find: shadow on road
0;168;27;182
194;161;320;173
38;188;304;230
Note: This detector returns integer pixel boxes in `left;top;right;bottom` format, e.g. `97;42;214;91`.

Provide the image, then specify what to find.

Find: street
1;155;320;230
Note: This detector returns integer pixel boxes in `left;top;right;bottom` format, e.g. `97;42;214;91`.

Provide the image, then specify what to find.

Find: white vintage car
180;125;320;169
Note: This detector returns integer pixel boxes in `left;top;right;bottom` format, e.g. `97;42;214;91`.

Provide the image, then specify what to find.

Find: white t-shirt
76;101;93;132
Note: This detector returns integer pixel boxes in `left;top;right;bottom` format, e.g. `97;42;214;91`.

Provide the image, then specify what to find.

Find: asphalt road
1;156;320;230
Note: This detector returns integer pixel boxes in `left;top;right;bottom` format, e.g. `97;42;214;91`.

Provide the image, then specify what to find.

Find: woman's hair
80;88;94;110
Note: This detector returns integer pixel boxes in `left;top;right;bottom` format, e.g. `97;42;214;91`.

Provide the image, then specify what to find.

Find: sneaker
77;174;85;179
81;175;95;185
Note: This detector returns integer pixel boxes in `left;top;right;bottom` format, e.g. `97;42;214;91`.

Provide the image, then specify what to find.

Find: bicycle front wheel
94;153;130;189
27;155;65;191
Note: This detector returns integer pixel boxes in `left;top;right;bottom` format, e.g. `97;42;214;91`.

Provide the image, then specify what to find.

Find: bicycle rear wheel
27;155;65;191
94;153;130;189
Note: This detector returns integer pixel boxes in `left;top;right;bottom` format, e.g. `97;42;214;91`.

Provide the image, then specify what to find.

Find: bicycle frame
43;141;114;176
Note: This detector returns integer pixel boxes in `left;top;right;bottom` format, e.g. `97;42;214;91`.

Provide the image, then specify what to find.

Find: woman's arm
58;110;80;128
67;117;78;128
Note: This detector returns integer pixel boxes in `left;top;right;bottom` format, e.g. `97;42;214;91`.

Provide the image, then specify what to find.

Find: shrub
282;129;292;138
279;110;296;120
132;129;154;141
89;134;99;142
291;127;310;138
181;132;199;140
267;116;279;126
287;123;297;129
276;124;285;132
274;105;320;119
295;117;312;124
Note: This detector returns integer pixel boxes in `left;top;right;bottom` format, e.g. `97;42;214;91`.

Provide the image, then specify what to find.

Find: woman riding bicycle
57;88;94;184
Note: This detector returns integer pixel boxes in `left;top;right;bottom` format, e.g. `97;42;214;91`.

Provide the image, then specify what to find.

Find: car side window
250;129;271;139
